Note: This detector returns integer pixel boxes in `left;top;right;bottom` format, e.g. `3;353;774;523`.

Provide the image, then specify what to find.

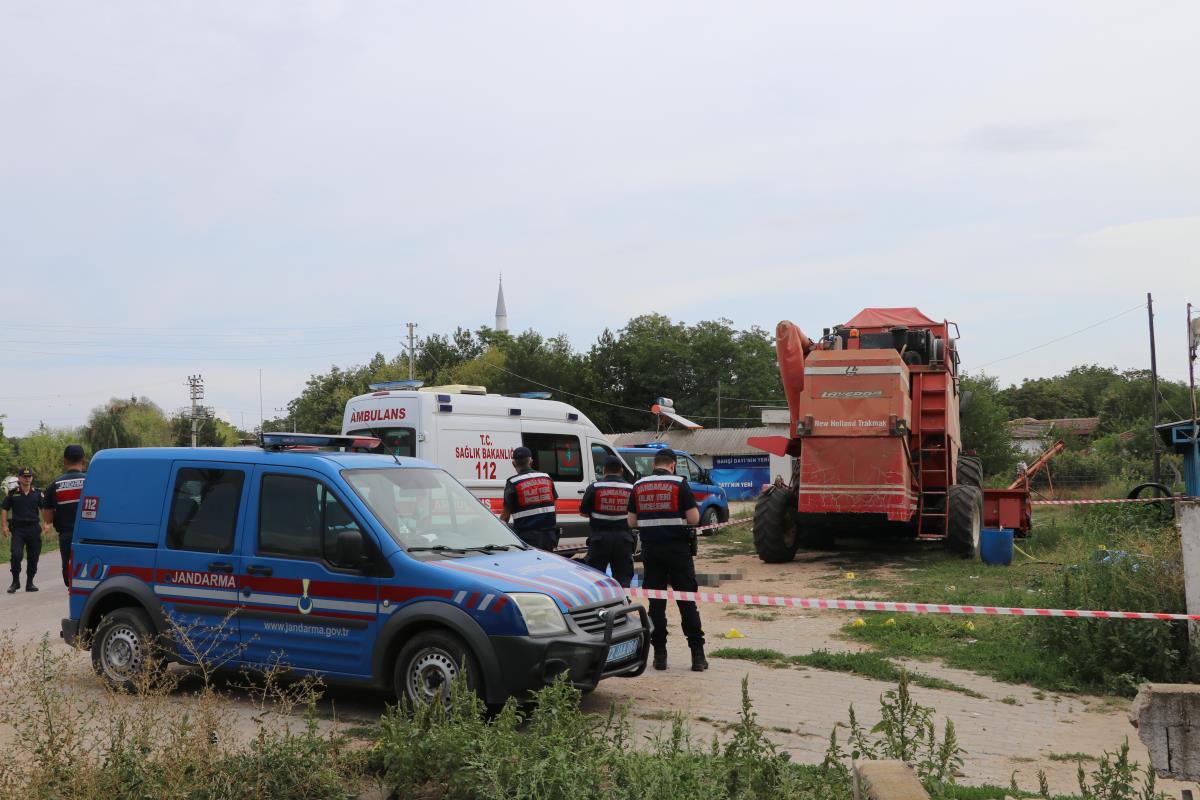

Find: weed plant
0;629;361;799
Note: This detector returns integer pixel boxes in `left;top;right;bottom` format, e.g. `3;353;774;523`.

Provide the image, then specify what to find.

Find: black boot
690;644;708;672
25;579;38;593
652;643;668;671
6;578;18;594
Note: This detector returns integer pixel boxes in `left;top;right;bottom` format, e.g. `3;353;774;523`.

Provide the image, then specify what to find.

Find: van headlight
509;593;568;637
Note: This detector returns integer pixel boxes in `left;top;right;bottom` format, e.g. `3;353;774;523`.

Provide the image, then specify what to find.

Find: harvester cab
748;308;984;563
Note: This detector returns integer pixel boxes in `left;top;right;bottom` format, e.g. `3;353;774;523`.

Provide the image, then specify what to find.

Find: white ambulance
340;383;632;540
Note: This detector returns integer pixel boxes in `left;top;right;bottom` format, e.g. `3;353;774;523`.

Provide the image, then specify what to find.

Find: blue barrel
980;528;1014;566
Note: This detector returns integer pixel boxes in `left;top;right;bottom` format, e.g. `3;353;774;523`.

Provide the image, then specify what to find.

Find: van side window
676;455;697;482
522;433;583;482
167;468;244;554
258;474;364;566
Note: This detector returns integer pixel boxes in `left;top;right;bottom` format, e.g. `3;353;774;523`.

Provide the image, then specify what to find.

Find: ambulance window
349;427;415;458
522;433;583;482
166;468;244;554
590;443;631;482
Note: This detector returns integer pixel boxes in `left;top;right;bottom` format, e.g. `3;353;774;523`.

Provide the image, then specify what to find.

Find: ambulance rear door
433;414;521;515
519;421;589;538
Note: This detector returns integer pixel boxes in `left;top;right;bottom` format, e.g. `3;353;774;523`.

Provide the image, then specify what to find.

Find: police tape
623;587;1200;622
552;516;752;554
1031;496;1191;505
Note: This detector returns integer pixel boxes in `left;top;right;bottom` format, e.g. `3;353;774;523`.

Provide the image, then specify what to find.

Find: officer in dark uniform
579;455;635;587
501;446;559;551
2;467;47;593
626;448;706;671
43;444;87;587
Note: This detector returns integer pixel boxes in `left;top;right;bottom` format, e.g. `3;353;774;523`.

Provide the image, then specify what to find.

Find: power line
976;302;1147;370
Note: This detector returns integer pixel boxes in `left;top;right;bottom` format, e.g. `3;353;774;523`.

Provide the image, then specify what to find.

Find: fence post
1182;502;1200;651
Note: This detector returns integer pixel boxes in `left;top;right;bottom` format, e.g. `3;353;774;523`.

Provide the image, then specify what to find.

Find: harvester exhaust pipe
776;321;813;435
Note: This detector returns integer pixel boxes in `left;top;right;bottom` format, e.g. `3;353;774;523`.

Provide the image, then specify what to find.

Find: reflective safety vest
504;471;557;532
630;473;691;543
581;479;632;531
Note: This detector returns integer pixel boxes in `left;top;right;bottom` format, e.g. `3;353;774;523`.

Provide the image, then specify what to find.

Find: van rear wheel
91;607;161;692
394;630;483;708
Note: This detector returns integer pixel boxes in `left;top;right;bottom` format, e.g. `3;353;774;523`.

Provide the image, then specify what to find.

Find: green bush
1032;505;1192;695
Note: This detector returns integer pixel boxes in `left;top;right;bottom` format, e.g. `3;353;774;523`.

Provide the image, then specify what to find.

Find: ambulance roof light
517;391;552;400
368;380;424;391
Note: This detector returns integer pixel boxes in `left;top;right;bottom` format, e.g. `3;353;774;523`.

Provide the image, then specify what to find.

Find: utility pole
405;322;418;381
275;406;295;433
186;375;207;447
717;383;722;429
1148;293;1161;485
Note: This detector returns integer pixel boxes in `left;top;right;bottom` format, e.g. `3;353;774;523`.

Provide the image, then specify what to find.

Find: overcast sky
1;2;1197;436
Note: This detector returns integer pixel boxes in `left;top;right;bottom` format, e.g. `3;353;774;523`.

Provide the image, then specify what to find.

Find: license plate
605;638;639;664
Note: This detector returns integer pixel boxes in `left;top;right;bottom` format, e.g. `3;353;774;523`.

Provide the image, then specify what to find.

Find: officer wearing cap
627;448;706;671
501;446;559;551
2;467;48;593
579;455;635;587
43;444;87;587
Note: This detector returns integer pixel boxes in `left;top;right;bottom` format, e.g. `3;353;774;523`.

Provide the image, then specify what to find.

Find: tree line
2;315;1189;489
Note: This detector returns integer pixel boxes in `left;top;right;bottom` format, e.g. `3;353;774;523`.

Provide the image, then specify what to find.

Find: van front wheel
394;630;483;708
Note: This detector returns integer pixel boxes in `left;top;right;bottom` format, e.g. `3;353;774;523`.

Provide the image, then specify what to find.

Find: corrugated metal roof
607;426;784;456
1007;417;1099;439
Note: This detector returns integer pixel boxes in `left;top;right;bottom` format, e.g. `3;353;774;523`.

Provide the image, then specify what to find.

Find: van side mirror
335;529;366;570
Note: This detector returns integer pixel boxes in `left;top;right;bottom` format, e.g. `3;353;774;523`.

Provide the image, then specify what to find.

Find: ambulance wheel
91;607;161;692
947;484;984;559
753;486;798;563
394;630;482;708
956;456;984;488
701;506;721;528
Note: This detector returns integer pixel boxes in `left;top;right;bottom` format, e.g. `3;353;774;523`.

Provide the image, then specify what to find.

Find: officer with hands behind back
44;444;87;587
580;455;635;587
501;446;559;551
2;467;49;594
627;448;707;671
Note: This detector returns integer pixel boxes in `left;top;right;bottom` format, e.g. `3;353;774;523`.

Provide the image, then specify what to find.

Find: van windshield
342;467;523;553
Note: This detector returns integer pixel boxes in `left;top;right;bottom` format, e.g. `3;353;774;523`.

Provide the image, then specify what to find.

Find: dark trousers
584;528;635;587
517;528;559;552
641;539;704;647
60;534;73;586
9;528;41;581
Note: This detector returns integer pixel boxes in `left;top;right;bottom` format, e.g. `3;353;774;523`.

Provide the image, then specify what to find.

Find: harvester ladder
913;373;950;539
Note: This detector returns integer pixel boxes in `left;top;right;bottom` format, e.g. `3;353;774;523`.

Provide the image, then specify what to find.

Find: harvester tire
947;484;984;558
753;486;799;563
956;456;983;488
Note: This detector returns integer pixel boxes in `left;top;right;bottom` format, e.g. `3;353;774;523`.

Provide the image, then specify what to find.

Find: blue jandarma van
62;434;649;705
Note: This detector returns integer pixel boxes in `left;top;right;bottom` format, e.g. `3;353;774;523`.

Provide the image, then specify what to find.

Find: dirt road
2;554;1193;795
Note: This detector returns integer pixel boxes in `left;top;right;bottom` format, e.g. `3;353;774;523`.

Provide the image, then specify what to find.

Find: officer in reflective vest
501;446;559;551
579;456;634;587
627;448;706;671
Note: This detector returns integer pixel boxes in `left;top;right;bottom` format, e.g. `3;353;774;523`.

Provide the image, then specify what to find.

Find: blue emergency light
368;380;424;391
517;391;553;399
260;432;381;451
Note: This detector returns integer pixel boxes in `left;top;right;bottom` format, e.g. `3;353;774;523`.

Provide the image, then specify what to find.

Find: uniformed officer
43;444;87;587
579;456;635;587
501;446;559;551
2;467;48;593
627;448;706;671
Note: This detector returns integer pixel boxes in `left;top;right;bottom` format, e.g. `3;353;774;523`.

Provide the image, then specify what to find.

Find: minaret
495;275;508;333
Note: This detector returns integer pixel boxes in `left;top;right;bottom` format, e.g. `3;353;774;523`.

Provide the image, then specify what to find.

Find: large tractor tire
956;456;983;488
946;484;984;558
753;485;799;563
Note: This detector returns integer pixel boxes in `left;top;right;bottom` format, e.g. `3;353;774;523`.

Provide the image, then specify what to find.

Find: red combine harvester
748;308;986;562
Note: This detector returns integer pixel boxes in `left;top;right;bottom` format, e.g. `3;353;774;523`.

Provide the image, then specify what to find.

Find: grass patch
700;519;755;558
999;696;1019;706
710;647;985;698
834;504;1193;696
1047;752;1098;763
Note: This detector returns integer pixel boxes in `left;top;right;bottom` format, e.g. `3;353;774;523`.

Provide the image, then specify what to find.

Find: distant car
616;444;730;527
62;434;649;706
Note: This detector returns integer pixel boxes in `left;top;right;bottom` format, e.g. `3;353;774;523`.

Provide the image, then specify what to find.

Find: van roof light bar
261;432;381;452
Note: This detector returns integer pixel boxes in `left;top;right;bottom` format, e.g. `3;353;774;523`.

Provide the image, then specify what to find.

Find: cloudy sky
1;1;1197;436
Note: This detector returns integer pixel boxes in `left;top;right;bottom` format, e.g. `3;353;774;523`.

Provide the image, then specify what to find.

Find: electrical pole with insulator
406;322;418;381
186;375;204;447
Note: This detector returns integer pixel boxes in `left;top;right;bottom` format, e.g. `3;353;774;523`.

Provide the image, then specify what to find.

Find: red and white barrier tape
624;588;1200;622
1031;496;1191;506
